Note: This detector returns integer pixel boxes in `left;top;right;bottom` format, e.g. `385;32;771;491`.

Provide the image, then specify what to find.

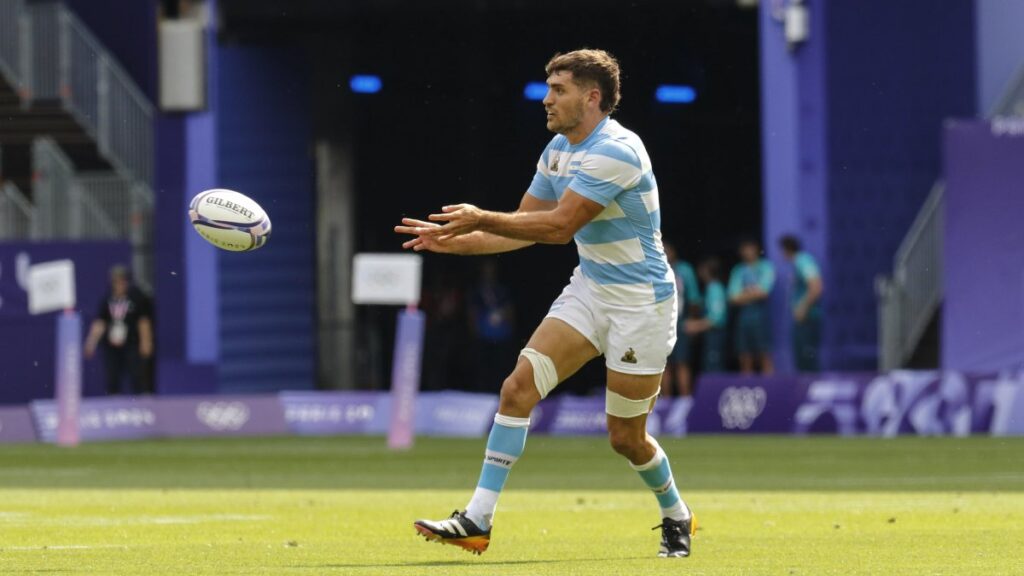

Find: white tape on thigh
606;389;659;418
519;347;558;399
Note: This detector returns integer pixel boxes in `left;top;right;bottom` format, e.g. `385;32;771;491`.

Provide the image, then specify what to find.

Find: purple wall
943;119;1024;371
62;0;158;100
761;0;975;371
0;242;131;403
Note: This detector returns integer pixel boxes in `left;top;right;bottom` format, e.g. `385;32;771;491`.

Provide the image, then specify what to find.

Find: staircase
877;64;1024;370
0;0;153;289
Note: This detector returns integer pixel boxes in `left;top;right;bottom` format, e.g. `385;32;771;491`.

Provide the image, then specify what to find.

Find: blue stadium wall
215;46;317;392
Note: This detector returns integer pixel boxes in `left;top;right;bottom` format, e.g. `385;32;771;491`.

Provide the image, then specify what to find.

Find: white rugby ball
188;189;271;252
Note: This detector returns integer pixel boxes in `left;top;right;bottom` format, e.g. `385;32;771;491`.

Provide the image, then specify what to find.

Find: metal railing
0;0;25;91
76;173;154;290
31;138;153;291
877;63;1024;370
0;182;35;240
31;137;78;238
876;183;944;370
24;2;154;184
1;1;155;291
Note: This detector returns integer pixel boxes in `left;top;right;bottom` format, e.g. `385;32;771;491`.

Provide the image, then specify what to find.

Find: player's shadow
289;557;646;570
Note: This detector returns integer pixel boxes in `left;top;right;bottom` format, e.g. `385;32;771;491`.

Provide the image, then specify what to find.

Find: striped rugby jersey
527;117;673;306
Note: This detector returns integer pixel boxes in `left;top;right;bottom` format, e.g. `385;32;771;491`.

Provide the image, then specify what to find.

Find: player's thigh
606;368;663;401
523;316;600;382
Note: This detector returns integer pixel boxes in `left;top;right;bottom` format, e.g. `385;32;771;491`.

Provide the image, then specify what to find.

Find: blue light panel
523;82;548;101
350;75;382;94
655;85;697;104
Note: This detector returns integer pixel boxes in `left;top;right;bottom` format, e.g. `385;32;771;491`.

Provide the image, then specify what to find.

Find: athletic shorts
546;267;677;375
735;305;772;355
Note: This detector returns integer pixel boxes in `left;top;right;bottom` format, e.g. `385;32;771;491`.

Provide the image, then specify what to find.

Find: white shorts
546;267;678;375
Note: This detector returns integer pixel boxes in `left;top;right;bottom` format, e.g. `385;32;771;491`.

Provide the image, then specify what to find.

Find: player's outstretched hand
394;218;455;253
426;204;483;238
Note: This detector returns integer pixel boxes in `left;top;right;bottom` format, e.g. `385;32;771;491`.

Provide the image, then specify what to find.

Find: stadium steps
0;73;113;199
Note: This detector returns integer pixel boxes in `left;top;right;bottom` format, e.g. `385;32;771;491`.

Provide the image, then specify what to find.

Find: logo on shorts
621;348;638;364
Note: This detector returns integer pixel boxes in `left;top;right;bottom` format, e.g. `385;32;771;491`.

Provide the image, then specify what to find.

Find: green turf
1;436;1023;575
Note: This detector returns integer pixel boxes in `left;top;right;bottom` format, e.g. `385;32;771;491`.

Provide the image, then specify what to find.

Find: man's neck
564;114;608;145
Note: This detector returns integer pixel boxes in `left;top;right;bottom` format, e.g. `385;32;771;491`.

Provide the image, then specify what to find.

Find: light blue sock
631;439;690;521
464;413;530;529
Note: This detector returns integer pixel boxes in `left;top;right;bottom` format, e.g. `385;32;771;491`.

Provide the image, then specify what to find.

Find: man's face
112;276;129;296
697;265;711;283
739;243;760;263
542;71;588;134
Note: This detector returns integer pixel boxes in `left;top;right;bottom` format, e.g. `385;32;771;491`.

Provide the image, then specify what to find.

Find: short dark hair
738;236;761;250
109;265;129;281
545;49;622;113
779;235;802;253
698;257;721;281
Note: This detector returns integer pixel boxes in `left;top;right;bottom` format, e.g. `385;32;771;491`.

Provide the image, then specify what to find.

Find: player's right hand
395;218;454;253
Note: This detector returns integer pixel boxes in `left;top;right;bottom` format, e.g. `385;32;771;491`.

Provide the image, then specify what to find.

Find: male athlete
394;49;695;558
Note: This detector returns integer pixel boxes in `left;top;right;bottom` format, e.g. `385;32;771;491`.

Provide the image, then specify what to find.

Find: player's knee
607;427;644;459
498;372;537;415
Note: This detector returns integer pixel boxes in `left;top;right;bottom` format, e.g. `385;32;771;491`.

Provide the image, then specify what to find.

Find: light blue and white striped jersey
527;117;673;306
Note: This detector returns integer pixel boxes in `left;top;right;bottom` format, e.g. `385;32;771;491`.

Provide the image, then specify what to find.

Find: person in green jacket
728;239;775;375
685;257;728;373
664;242;701;397
779;235;824;372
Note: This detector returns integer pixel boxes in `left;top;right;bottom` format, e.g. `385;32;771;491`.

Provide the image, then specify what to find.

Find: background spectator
469;259;516;392
780;235;824;372
728;239;775;375
664;241;702;397
421;272;469;391
83;265;153;395
687;257;728;373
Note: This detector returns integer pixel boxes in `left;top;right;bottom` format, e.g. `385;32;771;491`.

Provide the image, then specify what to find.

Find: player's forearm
444;231;534;255
478;210;573;245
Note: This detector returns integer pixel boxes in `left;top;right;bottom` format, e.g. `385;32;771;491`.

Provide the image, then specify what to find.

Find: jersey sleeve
526;146;556;202
567;141;642;207
727;266;743;299
706;284;727;327
795;253;821;281
758;261;776;292
683;266;702;307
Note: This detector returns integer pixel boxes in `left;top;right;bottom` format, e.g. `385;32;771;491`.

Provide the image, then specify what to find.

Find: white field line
0;513;271;527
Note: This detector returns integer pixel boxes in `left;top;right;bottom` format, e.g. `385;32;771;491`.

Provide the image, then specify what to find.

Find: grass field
1;436;1023;575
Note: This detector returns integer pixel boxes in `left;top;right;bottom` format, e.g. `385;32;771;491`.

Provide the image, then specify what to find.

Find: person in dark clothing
84;265;153;395
469;259;516;392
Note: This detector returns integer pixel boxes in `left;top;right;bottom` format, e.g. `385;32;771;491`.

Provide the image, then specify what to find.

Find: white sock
465;487;499;529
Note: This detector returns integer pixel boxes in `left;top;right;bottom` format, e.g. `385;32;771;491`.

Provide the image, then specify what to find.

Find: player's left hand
426;204;483;237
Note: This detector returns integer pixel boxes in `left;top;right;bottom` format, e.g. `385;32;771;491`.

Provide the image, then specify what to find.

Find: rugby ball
188;189;271;252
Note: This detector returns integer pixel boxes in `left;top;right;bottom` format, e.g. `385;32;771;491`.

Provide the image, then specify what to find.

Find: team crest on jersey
549;154;559;172
621;348;638;364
